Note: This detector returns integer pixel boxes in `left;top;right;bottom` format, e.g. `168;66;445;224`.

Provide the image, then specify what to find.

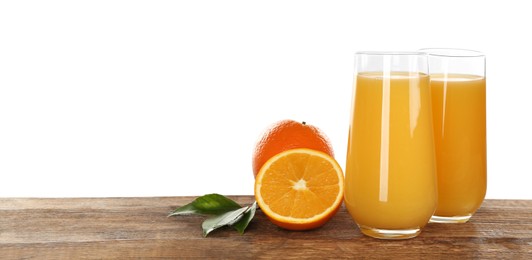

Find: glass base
358;225;422;239
430;214;472;223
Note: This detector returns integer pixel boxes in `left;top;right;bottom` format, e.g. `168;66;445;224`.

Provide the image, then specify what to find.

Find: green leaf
168;194;257;237
202;206;249;237
232;201;257;234
168;194;242;217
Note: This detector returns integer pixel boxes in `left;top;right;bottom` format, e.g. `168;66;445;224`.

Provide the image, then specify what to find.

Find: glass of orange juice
420;48;487;223
345;52;437;239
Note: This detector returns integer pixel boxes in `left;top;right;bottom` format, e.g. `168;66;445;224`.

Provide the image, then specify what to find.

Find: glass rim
356;51;426;56
419;48;484;58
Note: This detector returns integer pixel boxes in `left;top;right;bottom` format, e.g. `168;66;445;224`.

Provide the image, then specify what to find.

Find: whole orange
252;119;334;178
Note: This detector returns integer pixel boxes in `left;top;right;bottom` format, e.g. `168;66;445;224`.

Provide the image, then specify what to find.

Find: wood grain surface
0;197;531;259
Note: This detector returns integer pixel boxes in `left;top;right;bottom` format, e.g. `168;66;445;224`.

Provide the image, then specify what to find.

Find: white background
1;0;531;199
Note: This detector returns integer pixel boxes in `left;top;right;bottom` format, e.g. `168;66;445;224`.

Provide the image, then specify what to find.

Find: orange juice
430;74;486;220
345;72;437;231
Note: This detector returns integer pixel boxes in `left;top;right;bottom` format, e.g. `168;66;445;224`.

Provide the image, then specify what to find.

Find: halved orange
254;148;344;230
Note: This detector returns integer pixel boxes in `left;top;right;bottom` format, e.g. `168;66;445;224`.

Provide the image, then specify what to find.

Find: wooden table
0;197;530;259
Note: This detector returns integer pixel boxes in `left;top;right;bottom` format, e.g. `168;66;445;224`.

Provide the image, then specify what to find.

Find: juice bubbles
430;74;486;222
345;70;437;239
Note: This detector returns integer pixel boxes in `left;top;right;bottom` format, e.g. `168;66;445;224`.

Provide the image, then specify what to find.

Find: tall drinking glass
345;52;437;239
421;48;487;223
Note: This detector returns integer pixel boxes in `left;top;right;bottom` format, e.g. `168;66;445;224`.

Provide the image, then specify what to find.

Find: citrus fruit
252;119;334;178
254;148;344;230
